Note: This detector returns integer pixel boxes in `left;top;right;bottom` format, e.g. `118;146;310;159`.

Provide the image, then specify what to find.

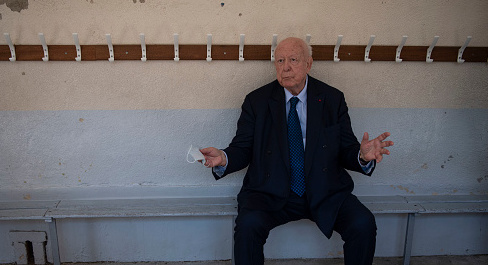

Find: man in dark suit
201;37;393;265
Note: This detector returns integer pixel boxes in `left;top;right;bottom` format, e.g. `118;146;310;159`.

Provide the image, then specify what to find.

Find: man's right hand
200;147;227;168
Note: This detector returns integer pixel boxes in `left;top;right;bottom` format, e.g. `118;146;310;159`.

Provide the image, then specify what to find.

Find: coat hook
426;36;439;63
271;34;278;62
140;33;146;62
73;33;81;62
396;36;408;63
334;35;343;62
4;33;16;61
206;34;212;62
457;36;472;63
105;34;114;62
364;35;375;62
305;34;311;44
39;33;49;62
239;34;245;62
174;33;180;62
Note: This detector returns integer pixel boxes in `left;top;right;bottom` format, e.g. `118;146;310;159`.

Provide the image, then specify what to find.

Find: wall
1;0;487;263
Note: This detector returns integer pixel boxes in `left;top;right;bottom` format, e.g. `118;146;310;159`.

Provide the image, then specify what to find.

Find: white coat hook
206;34;212;62
334;35;343;62
305;34;311;44
426;36;439;63
39;33;49;62
174;33;180;62
396;35;408;63
239;34;245;62
105;34;114;62
140;33;147;62
73;33;81;62
364;35;375;62
271;34;278;62
4;33;16;61
457;36;472;63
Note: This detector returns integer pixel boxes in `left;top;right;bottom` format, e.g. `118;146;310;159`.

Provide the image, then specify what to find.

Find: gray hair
276;37;313;58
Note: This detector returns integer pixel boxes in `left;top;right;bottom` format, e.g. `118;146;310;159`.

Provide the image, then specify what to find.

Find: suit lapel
268;82;290;174
305;78;326;177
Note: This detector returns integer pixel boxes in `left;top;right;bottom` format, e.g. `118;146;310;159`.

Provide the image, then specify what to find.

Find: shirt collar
284;75;308;104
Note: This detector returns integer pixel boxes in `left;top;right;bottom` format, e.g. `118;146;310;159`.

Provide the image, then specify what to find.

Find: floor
64;255;488;265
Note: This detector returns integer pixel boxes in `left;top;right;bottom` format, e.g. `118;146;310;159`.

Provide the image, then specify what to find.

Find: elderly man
201;37;393;265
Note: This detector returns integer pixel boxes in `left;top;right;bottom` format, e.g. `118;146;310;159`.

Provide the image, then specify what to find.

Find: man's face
274;38;313;95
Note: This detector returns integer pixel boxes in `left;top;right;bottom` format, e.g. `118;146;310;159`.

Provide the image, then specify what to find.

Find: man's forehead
275;47;304;57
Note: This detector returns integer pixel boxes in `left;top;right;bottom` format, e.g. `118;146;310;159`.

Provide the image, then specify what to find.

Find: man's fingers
376;132;391;141
381;141;394;148
362;132;369;144
376;153;384;163
376;149;390;156
375;149;391;163
363;132;393;163
199;147;213;155
200;147;221;158
199;147;226;168
198;147;217;168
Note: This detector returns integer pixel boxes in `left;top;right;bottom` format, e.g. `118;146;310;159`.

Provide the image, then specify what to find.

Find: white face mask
186;144;205;164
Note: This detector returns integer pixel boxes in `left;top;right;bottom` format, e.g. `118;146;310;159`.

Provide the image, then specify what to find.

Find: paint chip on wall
0;0;29;12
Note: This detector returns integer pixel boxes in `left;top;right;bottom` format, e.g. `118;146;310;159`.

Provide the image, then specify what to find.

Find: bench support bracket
403;213;416;265
45;218;61;265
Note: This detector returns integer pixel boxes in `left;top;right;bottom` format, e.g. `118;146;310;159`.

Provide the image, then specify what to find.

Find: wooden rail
1;44;487;62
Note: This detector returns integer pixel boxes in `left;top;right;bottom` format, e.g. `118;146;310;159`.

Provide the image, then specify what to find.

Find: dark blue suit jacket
214;76;375;238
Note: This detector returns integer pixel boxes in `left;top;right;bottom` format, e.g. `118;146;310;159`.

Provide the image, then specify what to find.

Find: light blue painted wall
1;108;487;198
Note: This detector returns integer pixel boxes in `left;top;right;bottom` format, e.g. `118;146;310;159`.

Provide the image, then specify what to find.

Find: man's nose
282;60;291;71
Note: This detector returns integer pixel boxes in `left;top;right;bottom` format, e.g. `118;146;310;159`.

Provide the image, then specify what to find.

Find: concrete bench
44;197;237;265
359;195;423;265
0;200;61;265
1;195;487;265
0;200;59;220
404;195;488;213
401;195;488;265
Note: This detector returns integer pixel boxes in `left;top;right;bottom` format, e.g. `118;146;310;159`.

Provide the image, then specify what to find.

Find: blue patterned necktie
288;97;306;196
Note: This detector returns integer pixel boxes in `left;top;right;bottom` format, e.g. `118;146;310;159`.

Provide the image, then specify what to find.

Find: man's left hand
360;132;394;163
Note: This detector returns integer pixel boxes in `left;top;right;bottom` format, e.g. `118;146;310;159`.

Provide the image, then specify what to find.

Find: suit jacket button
322;145;327;148
322;167;328;172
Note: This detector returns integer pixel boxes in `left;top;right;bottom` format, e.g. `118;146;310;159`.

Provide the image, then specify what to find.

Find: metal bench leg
232;215;236;265
403;213;416;265
45;218;61;265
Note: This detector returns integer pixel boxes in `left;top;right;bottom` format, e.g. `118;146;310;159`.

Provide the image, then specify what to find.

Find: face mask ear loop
187;145;197;163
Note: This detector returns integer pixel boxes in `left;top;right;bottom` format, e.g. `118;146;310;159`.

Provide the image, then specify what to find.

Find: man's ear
307;57;313;72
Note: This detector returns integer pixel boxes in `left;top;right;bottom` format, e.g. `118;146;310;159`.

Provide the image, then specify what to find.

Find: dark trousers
234;193;377;265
